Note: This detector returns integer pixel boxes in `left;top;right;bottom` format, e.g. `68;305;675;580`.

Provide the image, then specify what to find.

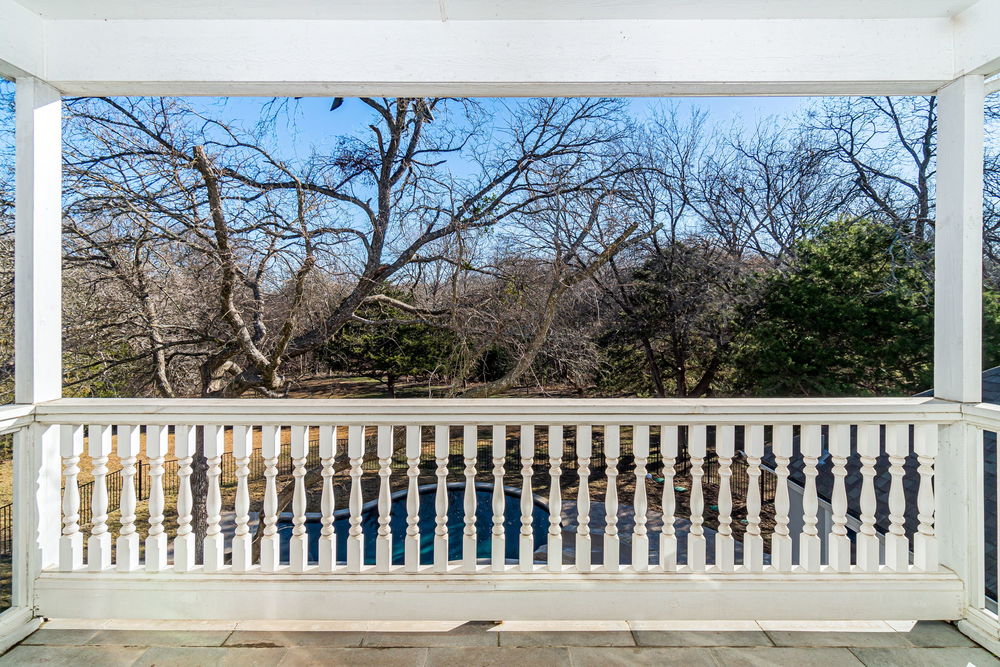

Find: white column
15;77;62;406
202;424;225;572
14;76;63;591
230;425;253;573
375;425;393;573
934;73;985;610
934;74;984;403
289;425;311;573
405;425;422;572
115;424;140;572
318;425;338;573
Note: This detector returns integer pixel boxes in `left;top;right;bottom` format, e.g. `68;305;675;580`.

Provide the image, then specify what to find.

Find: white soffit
8;0;981;21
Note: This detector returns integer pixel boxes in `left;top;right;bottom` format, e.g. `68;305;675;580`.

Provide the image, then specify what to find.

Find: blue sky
191;96;812;160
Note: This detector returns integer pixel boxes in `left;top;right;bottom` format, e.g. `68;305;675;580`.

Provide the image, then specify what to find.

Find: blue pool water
276;483;548;565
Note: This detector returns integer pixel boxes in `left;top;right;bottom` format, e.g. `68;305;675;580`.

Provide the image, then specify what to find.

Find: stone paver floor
1;619;997;665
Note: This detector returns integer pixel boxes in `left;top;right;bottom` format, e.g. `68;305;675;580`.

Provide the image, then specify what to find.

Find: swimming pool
275;482;549;565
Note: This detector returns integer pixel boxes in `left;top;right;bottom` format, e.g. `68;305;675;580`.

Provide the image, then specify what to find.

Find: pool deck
1;618;997;666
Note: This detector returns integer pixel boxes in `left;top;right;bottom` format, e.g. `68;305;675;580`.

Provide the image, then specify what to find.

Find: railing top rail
0;404;34;434
962;402;1000;430
32;396;962;426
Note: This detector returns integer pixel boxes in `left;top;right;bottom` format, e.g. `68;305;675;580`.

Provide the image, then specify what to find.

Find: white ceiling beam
0;0;45;79
40;17;956;97
953;0;1000;78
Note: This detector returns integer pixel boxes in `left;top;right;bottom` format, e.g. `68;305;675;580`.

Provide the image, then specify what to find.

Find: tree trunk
639;336;666;397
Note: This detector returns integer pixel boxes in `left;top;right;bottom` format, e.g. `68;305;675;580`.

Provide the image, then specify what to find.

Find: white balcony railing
16;397;969;622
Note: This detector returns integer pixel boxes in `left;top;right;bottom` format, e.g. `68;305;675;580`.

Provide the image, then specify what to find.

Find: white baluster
59;424;83;571
376;425;393;573
660;425;678;572
347;424;365;573
799;424;822;572
576;425;593;572
632;425;650;572
87;425;112;571
687;425;706;571
145;424;168;572
604;425;621;572
715;424;735;572
914;423;938;571
885;423;909;571
202;424;225;573
116;424;140;572
231;425;253;573
172;424;195;572
548;425;564;572
433;424;450;572
491;424;506;572
405;425;421;573
260;424;281;573
743;425;764;572
857;424;881;571
519;425;535;572
318;425;337;573
289;424;311;573
828;424;851;572
462;424;478;572
771;424;793;572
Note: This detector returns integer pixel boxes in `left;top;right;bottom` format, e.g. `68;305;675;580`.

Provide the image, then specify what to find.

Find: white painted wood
687;425;707;572
519;425;535;572
856;424;881;572
376;425;393;573
86;425;111;571
604;425;621;572
770;424;793;572
289;424;310;573
914;423;939;571
0;1;44;78
660;425;678;571
14;77;61;405
202;424;225;573
114;424;140;572
58;424;83;571
632;425;650;572
172;424;195;573
828;424;851;572
318;425;337;573
144;424;168;572
259;424;281;573
34;569;966;622
491;424;506;572
347;425;365;573
937;421;983;612
35;396;963;426
954;0;1000;77
885;423;910;571
575;425;592;572
714;425;734;572
547;425;563;572
405;425;421;573
433;424;450;573
743;425;764;572
799;424;822;572
230;425;253;574
39;17;960;97
462;424;478;573
934;73;985;403
9;1;983;22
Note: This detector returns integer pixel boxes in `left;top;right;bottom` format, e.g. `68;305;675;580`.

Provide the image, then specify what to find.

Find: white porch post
13;76;63;590
934;74;985;609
